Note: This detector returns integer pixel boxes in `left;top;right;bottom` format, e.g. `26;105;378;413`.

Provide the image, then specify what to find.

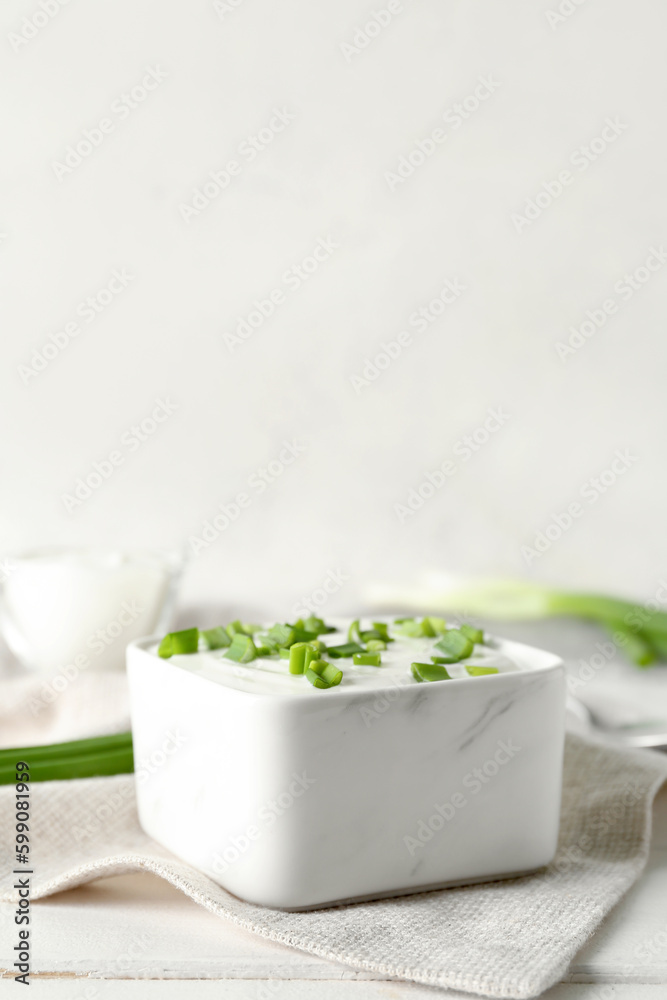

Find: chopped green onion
411;662;452;682
225;633;257;663
242;622;263;634
279;647;291;659
291;628;319;643
425;616;447;634
310;639;326;653
348;618;362;643
365;639;386;651
305;659;343;688
353;652;381;666
288;642;318;675
326;642;365;658
158;628;199;658
267;623;296;648
360;622;395;643
434;629;474;661
255;644;272;657
226;619;245;638
302;616;337;635
431;654;457;664
395;617;435;638
305;668;329;689
460;623;484;644
371;621;393;641
465;665;499;676
201;626;231;650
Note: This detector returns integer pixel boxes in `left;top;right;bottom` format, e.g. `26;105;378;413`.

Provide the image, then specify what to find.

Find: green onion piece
302;616;337;635
348;618;362;643
310;639;326;653
255;644;272;657
365;639;386;651
431;654;457;664
394;616;413;624
225;633;257;663
291;628;319;643
434;629;474;661
226;619;245;638
371;622;393;641
157;634;172;658
465;665;499;676
267;623;296;648
353;652;381;666
425;616;448;634
288;642;318;675
307;659;343;687
305;667;330;689
411;661;452;682
395;618;435;638
242;623;262;634
326;642;365;658
158;628;199;658
201;626;231;650
279;647;291;659
460;623;484;644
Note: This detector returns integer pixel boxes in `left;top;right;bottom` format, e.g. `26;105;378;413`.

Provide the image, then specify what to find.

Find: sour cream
154;622;520;697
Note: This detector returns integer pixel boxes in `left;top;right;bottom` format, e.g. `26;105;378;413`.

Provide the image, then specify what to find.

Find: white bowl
127;629;565;910
0;547;183;674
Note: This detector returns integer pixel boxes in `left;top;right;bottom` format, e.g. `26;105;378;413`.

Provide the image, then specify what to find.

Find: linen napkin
1;731;666;999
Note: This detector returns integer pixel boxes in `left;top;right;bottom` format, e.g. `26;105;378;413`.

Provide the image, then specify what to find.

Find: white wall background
2;0;666;618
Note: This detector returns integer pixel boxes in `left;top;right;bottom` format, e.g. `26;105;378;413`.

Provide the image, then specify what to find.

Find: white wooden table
1;619;667;999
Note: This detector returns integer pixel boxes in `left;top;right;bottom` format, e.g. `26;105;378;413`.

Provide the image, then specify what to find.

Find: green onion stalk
368;576;667;668
0;732;134;785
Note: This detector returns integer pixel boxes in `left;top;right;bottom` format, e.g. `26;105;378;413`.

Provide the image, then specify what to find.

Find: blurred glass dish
0;548;183;674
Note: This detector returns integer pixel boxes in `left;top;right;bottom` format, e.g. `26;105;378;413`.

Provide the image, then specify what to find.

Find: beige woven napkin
1;733;666;999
